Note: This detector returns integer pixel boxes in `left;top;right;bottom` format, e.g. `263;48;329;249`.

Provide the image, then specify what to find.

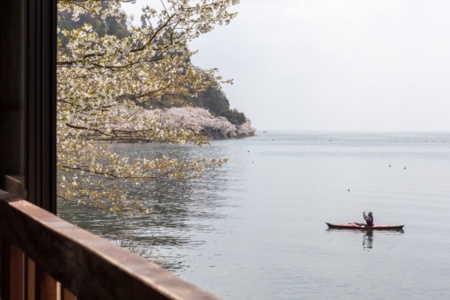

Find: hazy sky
124;0;450;132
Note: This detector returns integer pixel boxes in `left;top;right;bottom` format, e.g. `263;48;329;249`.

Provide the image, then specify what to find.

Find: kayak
326;222;404;230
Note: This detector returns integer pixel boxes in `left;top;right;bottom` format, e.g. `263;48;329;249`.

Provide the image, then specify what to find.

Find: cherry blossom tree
57;0;239;214
137;107;255;138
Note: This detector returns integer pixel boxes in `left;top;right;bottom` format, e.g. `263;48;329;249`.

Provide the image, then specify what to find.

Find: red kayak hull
326;222;404;230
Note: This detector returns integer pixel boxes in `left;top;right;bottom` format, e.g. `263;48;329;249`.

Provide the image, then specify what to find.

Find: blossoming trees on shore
57;0;239;214
132;107;255;139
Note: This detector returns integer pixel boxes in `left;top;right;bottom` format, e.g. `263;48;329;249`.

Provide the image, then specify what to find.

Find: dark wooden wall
0;0;25;190
0;0;57;213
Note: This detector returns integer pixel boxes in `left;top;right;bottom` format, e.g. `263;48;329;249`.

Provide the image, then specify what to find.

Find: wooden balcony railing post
0;233;10;300
36;269;58;300
62;287;77;300
1;235;25;300
10;243;25;300
27;258;36;300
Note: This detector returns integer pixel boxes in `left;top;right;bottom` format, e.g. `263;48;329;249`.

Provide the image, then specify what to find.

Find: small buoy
348;189;350;192
389;165;391;167
404;167;406;169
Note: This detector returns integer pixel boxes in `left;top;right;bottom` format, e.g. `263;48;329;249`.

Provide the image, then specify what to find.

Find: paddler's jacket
363;212;374;226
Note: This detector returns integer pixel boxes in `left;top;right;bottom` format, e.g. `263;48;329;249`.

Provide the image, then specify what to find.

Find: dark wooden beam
25;0;57;212
0;0;25;189
0;0;57;212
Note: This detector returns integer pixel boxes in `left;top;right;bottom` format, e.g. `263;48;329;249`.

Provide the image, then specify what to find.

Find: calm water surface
59;132;450;299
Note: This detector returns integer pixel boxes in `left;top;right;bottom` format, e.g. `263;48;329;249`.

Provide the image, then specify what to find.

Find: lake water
58;131;450;299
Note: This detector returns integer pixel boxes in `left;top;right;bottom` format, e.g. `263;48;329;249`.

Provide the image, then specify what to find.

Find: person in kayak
363;211;374;227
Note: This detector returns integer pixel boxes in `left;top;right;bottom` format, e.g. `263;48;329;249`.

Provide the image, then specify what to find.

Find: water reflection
58;142;234;271
327;229;404;251
362;230;373;249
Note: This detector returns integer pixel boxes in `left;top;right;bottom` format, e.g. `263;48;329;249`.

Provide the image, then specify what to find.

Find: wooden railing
0;188;220;299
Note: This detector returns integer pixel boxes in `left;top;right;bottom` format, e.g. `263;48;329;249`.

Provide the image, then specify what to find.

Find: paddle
353;222;365;227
